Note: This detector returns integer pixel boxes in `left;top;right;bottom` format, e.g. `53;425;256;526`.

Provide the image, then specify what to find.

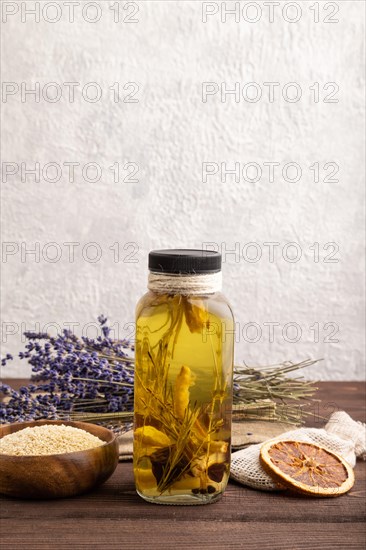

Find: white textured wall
1;1;365;379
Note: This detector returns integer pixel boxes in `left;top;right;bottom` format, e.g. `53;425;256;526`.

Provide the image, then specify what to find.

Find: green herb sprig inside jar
133;249;234;505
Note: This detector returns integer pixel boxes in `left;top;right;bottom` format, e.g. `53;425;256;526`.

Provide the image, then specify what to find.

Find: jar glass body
133;289;234;505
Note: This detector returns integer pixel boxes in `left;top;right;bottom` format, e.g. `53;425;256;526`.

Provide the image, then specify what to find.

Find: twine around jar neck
148;271;222;295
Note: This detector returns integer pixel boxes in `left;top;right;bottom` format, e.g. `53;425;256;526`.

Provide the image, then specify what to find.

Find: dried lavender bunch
1;316;318;426
233;360;318;403
0;316;134;424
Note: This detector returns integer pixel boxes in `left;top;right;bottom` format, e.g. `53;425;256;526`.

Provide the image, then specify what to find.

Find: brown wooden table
1;381;365;549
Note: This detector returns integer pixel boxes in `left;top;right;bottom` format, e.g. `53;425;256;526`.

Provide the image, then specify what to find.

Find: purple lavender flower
0;316;135;424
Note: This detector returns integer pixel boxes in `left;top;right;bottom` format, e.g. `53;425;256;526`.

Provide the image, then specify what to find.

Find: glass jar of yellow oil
133;249;234;505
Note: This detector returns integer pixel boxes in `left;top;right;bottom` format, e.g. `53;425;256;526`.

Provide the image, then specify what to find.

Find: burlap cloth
231;411;366;491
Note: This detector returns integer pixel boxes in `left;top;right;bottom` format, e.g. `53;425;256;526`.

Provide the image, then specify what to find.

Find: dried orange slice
260;440;354;497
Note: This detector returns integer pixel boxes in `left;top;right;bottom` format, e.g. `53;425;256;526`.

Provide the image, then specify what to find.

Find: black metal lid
149;249;221;274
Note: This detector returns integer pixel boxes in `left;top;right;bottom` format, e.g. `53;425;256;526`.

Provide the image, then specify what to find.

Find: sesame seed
0;425;105;456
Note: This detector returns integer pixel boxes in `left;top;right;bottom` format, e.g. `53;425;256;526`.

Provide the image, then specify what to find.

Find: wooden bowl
0;420;119;499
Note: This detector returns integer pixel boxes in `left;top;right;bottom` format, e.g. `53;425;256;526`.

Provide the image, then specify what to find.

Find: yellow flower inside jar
133;249;234;505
